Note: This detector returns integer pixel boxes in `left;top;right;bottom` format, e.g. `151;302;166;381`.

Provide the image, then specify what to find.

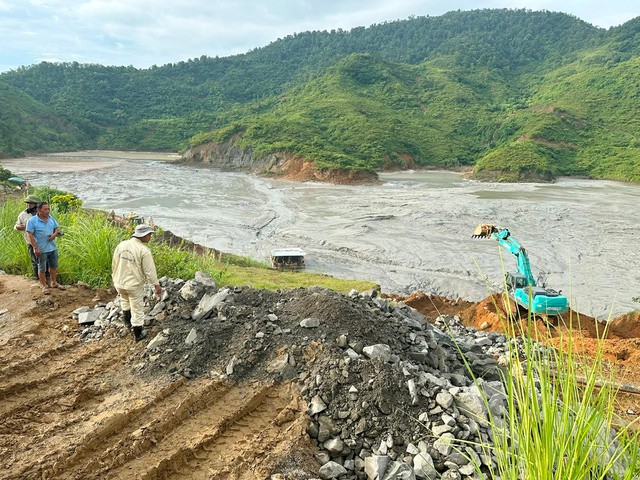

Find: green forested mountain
0;81;87;158
1;9;639;181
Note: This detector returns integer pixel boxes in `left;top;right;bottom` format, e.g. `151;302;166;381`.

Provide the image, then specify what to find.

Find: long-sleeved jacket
112;237;158;290
15;210;33;244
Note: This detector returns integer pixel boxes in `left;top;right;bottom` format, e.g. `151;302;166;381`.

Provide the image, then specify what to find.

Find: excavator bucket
472;224;498;238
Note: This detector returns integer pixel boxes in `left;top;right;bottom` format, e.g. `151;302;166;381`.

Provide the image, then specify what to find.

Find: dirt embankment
180;139;378;185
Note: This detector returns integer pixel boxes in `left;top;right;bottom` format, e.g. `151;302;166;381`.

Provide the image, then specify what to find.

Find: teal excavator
472;224;569;318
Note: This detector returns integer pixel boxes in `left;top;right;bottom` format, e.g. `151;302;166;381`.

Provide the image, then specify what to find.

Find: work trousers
115;286;146;327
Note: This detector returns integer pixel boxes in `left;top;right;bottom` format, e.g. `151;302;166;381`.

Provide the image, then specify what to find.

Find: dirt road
0;275;316;479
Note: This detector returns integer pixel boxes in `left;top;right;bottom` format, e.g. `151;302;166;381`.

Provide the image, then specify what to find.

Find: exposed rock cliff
180;139;378;185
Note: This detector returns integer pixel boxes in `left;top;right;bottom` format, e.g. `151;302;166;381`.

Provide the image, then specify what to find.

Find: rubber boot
122;310;132;329
133;326;147;342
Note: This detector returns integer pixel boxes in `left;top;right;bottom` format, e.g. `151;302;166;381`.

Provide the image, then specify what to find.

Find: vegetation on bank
0;189;376;293
1;10;639;182
471;314;639;478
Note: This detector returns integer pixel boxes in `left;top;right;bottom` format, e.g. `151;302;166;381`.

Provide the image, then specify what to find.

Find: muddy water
5;151;639;319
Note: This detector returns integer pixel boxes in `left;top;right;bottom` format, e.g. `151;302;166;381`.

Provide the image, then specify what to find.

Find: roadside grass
483;311;640;479
433;260;640;479
0;196;377;293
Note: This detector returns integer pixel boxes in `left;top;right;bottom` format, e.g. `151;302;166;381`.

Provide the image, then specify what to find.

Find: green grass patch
484;315;640;479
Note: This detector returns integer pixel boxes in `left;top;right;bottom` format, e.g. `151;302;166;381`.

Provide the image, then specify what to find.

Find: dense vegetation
1;9;639;181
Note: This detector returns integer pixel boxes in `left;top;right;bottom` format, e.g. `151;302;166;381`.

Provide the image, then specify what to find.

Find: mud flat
5;152;640;319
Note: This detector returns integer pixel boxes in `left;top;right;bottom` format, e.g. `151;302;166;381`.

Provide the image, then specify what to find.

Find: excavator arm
471;224;569;317
472;224;534;284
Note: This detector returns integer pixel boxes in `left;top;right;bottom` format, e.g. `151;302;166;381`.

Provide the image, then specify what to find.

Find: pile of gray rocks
71;273;529;480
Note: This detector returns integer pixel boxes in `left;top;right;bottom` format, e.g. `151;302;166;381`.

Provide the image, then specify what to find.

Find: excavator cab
506;272;529;290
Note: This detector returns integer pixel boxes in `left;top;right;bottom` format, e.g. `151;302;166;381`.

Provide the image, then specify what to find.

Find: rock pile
71;273;523;479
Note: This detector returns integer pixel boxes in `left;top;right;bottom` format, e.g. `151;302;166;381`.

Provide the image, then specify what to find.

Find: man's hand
33;247;41;257
154;284;162;296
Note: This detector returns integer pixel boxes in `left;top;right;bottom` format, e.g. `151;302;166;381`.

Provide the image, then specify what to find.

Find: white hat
132;224;155;238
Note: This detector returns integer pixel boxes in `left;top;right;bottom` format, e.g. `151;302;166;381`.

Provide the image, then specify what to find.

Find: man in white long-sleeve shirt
112;224;162;341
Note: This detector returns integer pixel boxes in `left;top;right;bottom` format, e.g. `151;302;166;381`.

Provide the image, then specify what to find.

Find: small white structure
270;248;306;270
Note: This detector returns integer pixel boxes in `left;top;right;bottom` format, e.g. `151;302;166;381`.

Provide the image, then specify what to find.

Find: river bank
3;151;639;319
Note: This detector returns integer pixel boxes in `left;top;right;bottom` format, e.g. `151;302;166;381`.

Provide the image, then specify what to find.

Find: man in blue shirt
26;202;66;294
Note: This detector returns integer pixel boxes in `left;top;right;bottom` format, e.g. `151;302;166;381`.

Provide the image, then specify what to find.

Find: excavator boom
471;224;569;317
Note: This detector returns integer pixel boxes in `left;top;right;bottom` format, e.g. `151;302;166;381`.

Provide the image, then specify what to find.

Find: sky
0;0;638;73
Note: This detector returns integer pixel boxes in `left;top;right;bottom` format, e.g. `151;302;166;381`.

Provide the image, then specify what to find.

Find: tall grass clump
484;312;640;479
0;199;32;275
56;211;129;286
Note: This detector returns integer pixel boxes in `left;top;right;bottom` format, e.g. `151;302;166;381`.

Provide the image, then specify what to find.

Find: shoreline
2;150;633;187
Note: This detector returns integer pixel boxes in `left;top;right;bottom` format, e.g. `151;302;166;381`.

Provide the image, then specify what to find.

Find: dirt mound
3;272;640;479
609;311;640;339
46;275;515;478
386;290;475;320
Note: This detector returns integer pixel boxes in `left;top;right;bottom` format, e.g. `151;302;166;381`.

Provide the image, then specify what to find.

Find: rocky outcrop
180;139;378;185
180;138;279;170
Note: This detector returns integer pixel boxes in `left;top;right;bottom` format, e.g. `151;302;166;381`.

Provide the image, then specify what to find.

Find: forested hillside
0;81;87;158
1;9;639;181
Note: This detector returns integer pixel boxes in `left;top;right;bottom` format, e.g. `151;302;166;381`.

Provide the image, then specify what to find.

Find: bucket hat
132;224;155;238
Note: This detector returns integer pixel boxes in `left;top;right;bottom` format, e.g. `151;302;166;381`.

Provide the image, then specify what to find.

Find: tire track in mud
28;379;306;480
0;339;78;381
0;338;140;479
0;340;116;418
4;376;190;479
141;383;304;480
94;381;302;480
4;360;308;480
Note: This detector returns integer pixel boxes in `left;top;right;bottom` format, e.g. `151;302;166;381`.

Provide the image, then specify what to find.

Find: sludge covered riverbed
5;151;639;319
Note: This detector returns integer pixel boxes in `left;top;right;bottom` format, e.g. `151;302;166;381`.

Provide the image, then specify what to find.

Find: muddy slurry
5;152;640;319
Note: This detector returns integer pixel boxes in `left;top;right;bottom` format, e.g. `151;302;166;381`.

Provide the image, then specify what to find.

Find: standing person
14;194;50;283
112;224;162;342
26;202;65;294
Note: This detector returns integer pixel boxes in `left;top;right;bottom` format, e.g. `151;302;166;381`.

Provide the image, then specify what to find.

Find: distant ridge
1;9;639;182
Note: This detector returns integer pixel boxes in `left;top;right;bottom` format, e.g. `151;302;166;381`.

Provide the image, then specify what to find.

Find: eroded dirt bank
2;272;639;479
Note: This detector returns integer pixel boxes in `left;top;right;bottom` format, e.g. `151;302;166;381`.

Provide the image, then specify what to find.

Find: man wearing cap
112;224;162;342
14;194;50;281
